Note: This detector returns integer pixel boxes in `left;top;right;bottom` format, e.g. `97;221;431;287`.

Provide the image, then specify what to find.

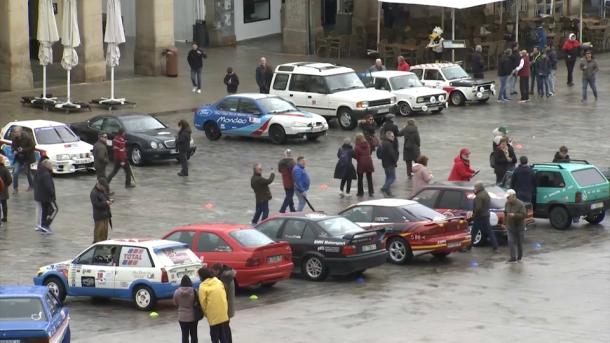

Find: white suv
270;62;396;130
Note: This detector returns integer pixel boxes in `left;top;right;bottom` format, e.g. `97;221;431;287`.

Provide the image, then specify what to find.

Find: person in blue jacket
292;156;310;212
535;21;547;50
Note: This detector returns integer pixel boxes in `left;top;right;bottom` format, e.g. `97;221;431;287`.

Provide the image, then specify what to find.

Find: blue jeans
537;74;549;96
508;74;518;93
251;201;269;224
295;191;307;212
548;69;556;93
582;77;598;100
190;68;202;89
472;216;498;249
498;75;509;100
381;167;396;193
279;187;295;213
12;160;33;190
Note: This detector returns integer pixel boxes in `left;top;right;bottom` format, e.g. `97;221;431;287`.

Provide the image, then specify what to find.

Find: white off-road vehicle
270;62;396;130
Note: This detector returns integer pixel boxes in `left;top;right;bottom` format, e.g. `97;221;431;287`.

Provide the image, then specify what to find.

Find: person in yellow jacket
198;267;231;343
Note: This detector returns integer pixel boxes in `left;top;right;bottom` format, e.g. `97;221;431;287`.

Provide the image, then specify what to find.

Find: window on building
244;0;270;23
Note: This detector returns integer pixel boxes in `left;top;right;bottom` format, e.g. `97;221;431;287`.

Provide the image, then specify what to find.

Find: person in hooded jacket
354;134;374;197
510;156;536;203
398;119;420;177
493;138;517;185
223;67;239;94
334;138;357;197
251;163;274;224
173;275;198;343
277;149;295;213
562;33;581;86
0;152;12;224
448;148;476;181
177;120;192;177
211;263;236;343
198;268;230;343
411;155;433;196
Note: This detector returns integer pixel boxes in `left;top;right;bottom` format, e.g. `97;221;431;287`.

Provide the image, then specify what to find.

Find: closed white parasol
56;0;81;109
101;0;127;104
36;0;59;103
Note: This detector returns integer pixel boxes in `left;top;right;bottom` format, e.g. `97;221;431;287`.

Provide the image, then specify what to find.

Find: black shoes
126;184;136;188
177;172;188;177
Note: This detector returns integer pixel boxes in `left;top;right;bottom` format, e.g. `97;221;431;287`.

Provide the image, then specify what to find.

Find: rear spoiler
343;228;384;244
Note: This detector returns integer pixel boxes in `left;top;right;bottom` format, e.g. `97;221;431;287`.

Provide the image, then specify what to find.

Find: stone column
73;0;106;83
205;0;237;46
352;0;379;51
0;0;33;91
134;0;175;76
282;0;322;55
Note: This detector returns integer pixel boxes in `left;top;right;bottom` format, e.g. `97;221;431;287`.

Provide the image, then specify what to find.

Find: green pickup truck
529;161;609;229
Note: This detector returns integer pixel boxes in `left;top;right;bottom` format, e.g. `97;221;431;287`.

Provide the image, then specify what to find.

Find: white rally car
410;63;496;106
33;239;204;311
363;71;448;116
1;120;94;174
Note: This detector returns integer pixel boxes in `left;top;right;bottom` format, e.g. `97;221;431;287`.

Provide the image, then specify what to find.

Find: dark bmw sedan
255;213;387;281
70;113;196;165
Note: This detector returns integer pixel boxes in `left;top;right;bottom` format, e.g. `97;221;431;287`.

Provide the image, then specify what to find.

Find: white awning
377;0;504;10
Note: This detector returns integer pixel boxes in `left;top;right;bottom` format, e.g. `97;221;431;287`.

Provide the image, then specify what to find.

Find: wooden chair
315;32;329;57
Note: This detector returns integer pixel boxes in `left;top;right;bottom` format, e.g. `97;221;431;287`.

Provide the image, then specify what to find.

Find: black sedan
255;213;387;281
70;113;196;166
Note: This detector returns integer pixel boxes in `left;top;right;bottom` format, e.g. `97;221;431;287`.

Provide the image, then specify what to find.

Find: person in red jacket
448;148;477;182
396;56;410;71
513;50;530;103
562;33;581;86
354;134;374;197
107;129;135;188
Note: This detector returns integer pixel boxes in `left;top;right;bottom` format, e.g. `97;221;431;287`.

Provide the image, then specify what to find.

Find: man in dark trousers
251;163;274;224
187;43;207;93
472;182;498;251
34;159;55;234
255;57;273;94
211;263;236;343
471;45;485;79
505;189;527;263
278;149;296;213
176;120;192;177
93;133;110;181
11;126;35;193
510;156;536;203
107;128;134;188
0;152;12;224
91;177;112;243
380;131;398;197
380;114;399;160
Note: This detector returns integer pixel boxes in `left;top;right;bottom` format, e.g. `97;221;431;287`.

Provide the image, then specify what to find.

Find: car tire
269;125;287;144
585;211;605;225
387;237;413;264
470;226;485;247
549;206;572;230
397;102;412;116
302;255;329;281
204;122;221;141
133;285;156;311
44;276;66;302
337;108;356;130
449;91;466;106
129;145;144;166
478;98;490;104
432;252;450;258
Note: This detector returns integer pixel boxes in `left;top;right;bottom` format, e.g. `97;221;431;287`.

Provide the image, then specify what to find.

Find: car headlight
37;267;45;276
479;86;485;92
390;96;397;104
417;97;424;103
438;95;445;102
356;101;369;109
55;154;70;161
150;141;158;149
293;122;309;127
430;96;436;103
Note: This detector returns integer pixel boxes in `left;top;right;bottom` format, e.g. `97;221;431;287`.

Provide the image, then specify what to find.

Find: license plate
591;202;604;209
267;255;282;264
448;241;461;248
369;109;378;114
361;244;377;252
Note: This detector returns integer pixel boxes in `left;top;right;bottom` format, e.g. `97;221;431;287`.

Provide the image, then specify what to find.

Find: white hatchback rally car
410;63;496;106
1;120;94;174
365;71;448;116
33;239;203;311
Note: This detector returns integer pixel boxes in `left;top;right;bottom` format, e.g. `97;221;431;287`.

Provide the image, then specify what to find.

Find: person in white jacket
411;155;433;196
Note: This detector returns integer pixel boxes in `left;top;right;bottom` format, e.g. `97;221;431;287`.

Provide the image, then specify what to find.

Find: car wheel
397;102;412;116
585;211;605;225
130;145;144;166
204;122;221;141
44;277;66;302
337;108;356;130
302;255;328;281
449;91;466;106
133;285;156;311
549;206;572;230
387;237;413;264
268;125;287;144
478;98;490;103
471;226;485;247
432;252;450;258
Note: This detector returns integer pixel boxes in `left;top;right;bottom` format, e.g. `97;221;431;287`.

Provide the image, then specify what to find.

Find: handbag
193;290;204;321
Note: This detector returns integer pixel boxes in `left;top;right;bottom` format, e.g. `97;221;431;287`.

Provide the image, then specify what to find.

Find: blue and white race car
194;94;328;144
33;239;203;311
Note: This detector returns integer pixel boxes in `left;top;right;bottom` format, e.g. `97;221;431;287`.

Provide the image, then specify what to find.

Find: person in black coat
358;115;378;154
333;138;357;197
223;67;239;94
493;138;517;184
380;114;399;159
255;57;273;94
497;49;514;101
380;131;399;197
553;146;570;163
398;119;420;177
510;156;536;203
187;43;207;93
176;120;192;177
472;45;485;79
34;159;55;233
11;126;35;192
0;152;12;224
91;177;112;243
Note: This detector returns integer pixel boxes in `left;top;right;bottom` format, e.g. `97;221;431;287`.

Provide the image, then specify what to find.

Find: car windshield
0;297;47;322
34;126;79;144
258;97;298;114
572;168;607;186
390;74;423;90
317;217;363;237
155;246;200;266
325;72;366;93
229;229;275;247
442;66;469;80
400;203;446;221
121;115;166;132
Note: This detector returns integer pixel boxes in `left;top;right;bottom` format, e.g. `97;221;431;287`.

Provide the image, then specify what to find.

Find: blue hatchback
0;285;70;342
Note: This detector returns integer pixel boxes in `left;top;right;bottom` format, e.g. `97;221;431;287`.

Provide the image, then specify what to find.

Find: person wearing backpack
173;275;199;343
0;152;12;224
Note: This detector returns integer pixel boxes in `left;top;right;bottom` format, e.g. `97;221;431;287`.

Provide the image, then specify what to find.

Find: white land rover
269;62;396;130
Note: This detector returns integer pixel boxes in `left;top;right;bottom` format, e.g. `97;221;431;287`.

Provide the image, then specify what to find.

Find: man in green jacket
504;189;527;262
251;163;274;224
472;182;498;251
